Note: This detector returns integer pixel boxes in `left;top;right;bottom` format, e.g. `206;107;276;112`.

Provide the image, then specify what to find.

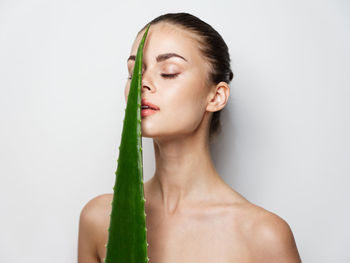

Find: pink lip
141;98;159;110
141;98;159;118
141;108;158;117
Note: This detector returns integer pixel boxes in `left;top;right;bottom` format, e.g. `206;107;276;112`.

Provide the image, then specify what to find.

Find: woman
78;12;302;263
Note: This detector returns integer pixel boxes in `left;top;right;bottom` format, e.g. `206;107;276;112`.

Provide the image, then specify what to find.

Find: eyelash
128;73;179;80
161;73;179;79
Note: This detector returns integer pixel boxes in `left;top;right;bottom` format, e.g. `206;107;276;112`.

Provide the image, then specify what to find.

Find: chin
140;127;156;138
141;133;153;138
141;130;168;140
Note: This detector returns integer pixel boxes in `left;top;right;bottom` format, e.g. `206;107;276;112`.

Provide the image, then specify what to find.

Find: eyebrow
127;53;188;63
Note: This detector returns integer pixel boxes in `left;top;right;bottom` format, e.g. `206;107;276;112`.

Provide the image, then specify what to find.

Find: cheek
162;87;206;131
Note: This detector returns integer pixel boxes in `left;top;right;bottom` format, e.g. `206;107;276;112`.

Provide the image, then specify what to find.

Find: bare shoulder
80;193;113;218
80;194;113;227
79;193;114;237
239;202;302;263
78;193;113;263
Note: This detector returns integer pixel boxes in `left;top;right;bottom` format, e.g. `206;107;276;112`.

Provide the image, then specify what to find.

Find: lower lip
141;109;158;117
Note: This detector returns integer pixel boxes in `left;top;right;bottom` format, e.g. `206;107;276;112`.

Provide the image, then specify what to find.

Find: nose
141;69;154;93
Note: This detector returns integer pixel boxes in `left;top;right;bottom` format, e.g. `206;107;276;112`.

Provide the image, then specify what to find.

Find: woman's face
125;23;213;140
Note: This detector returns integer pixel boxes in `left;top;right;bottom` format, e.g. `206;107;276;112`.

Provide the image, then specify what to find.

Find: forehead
129;23;203;65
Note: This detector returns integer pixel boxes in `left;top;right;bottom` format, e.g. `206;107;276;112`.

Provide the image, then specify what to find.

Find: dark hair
139;12;234;143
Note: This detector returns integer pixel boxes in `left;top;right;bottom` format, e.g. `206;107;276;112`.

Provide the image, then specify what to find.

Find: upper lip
141;98;159;110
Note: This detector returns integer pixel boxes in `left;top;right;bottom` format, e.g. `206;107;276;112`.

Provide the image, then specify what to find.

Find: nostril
142;85;151;90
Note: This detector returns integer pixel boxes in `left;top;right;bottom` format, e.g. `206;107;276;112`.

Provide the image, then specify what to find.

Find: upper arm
78;195;109;263
253;213;302;263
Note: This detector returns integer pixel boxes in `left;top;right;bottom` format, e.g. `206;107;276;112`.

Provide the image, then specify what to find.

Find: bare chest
144;210;254;263
96;198;257;263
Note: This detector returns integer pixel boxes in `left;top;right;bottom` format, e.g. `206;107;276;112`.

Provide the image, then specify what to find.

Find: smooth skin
78;22;302;263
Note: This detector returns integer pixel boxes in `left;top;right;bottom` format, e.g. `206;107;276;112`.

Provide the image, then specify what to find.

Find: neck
148;131;221;215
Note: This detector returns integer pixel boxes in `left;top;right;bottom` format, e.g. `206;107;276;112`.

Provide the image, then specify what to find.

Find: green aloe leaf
105;23;151;263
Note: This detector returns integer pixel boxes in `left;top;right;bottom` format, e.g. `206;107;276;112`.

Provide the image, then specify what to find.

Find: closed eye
161;73;179;79
128;73;179;80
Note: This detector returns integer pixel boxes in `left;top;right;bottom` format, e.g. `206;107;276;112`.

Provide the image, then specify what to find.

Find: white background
1;0;349;262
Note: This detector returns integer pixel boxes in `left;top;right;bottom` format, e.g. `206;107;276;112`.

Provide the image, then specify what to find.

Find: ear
206;81;230;112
